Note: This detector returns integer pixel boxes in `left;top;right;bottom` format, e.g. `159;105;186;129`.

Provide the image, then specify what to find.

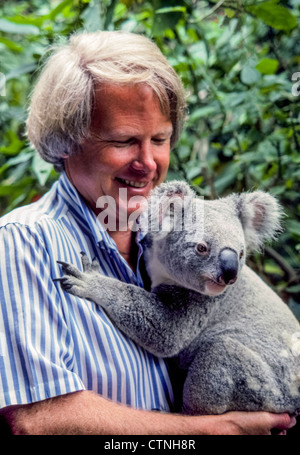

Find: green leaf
104;0;118;29
240;65;261;85
224;8;235;18
247;2;297;32
0;18;40;35
166;170;185;181
81;0;103;32
189;41;208;64
32;153;53;186
192;176;204;187
286;220;300;238
0;36;23;52
6;63;37;80
153;7;185;36
256;58;279;75
286;285;300;293
4;14;44;27
47;0;74;20
184;160;202;180
187;106;216;123
155;6;186;14
0;150;34;177
0;131;25;156
214;162;242;194
264;262;284;276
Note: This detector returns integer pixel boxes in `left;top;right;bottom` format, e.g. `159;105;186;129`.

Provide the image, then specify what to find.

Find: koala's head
142;181;282;297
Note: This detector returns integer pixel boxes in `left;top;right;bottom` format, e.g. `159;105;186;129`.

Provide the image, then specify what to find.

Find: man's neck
108;229;138;272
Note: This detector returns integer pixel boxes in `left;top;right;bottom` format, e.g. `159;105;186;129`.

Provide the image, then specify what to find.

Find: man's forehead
94;82;158;107
90;83;172;132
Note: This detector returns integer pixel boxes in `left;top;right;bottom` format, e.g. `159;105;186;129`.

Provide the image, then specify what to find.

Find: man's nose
131;141;157;173
217;248;239;285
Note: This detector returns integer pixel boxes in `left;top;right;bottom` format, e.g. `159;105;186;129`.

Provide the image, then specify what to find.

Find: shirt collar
57;172;147;250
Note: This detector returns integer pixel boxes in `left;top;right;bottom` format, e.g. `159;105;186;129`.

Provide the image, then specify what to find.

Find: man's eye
152;138;167;144
113;139;133;146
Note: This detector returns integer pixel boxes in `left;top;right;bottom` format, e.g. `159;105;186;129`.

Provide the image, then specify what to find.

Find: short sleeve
0;223;85;408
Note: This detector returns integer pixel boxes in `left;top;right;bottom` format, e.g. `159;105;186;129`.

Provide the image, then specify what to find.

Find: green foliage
0;0;299;307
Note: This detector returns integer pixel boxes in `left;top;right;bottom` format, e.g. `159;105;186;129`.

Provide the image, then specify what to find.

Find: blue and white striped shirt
0;172;174;411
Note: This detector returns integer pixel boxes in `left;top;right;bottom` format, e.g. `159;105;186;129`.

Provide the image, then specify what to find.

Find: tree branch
264;246;298;285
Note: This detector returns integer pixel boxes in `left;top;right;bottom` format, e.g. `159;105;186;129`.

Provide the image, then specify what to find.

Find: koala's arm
55;255;198;358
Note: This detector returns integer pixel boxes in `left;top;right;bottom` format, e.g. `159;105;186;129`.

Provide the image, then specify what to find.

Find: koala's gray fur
56;181;300;416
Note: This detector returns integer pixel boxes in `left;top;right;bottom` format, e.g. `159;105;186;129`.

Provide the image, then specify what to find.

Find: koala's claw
53;276;77;293
54;268;90;299
80;251;101;273
57;260;83;279
54;253;101;300
56;260;70;268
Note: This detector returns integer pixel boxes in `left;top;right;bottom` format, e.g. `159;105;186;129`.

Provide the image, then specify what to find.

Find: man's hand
212;411;297;435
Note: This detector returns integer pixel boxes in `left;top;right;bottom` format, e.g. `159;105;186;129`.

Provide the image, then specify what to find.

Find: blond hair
26;31;187;172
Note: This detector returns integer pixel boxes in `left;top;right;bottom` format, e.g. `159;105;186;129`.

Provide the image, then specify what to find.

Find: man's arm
0;390;295;435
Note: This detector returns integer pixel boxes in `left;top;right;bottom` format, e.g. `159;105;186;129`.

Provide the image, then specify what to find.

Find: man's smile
115;177;149;189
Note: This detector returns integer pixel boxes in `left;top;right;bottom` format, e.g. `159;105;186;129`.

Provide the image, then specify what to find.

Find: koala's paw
79;251;101;274
54;252;101;300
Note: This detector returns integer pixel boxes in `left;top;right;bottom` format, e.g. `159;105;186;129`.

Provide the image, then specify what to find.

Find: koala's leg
181;339;237;416
54;253;191;357
181;336;298;415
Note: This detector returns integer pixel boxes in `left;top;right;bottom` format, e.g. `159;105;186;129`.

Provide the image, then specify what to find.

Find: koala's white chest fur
145;242;179;289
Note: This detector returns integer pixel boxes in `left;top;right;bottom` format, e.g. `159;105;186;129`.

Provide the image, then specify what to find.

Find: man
0;30;295;434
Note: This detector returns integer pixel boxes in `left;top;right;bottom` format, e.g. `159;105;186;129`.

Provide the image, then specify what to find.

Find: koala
56;181;300;416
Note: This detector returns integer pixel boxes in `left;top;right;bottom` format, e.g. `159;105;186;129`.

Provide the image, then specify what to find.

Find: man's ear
234;191;283;251
147;181;195;232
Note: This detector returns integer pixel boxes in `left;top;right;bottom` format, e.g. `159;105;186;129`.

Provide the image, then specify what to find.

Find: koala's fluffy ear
147;181;195;232
150;180;196;200
235;191;283;250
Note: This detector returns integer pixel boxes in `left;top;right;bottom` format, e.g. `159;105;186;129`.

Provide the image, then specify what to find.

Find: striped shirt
0;172;174;411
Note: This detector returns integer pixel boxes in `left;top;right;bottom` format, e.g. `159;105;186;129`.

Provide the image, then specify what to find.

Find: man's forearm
0;390;296;435
0;390;198;435
1;391;207;435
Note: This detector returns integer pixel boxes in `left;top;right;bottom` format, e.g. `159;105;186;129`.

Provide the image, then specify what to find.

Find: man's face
65;83;172;224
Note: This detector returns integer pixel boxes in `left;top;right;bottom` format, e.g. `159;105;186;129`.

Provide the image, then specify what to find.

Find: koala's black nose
218;248;239;285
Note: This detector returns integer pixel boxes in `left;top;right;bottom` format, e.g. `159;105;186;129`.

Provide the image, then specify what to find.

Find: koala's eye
196;242;209;255
239;249;244;260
